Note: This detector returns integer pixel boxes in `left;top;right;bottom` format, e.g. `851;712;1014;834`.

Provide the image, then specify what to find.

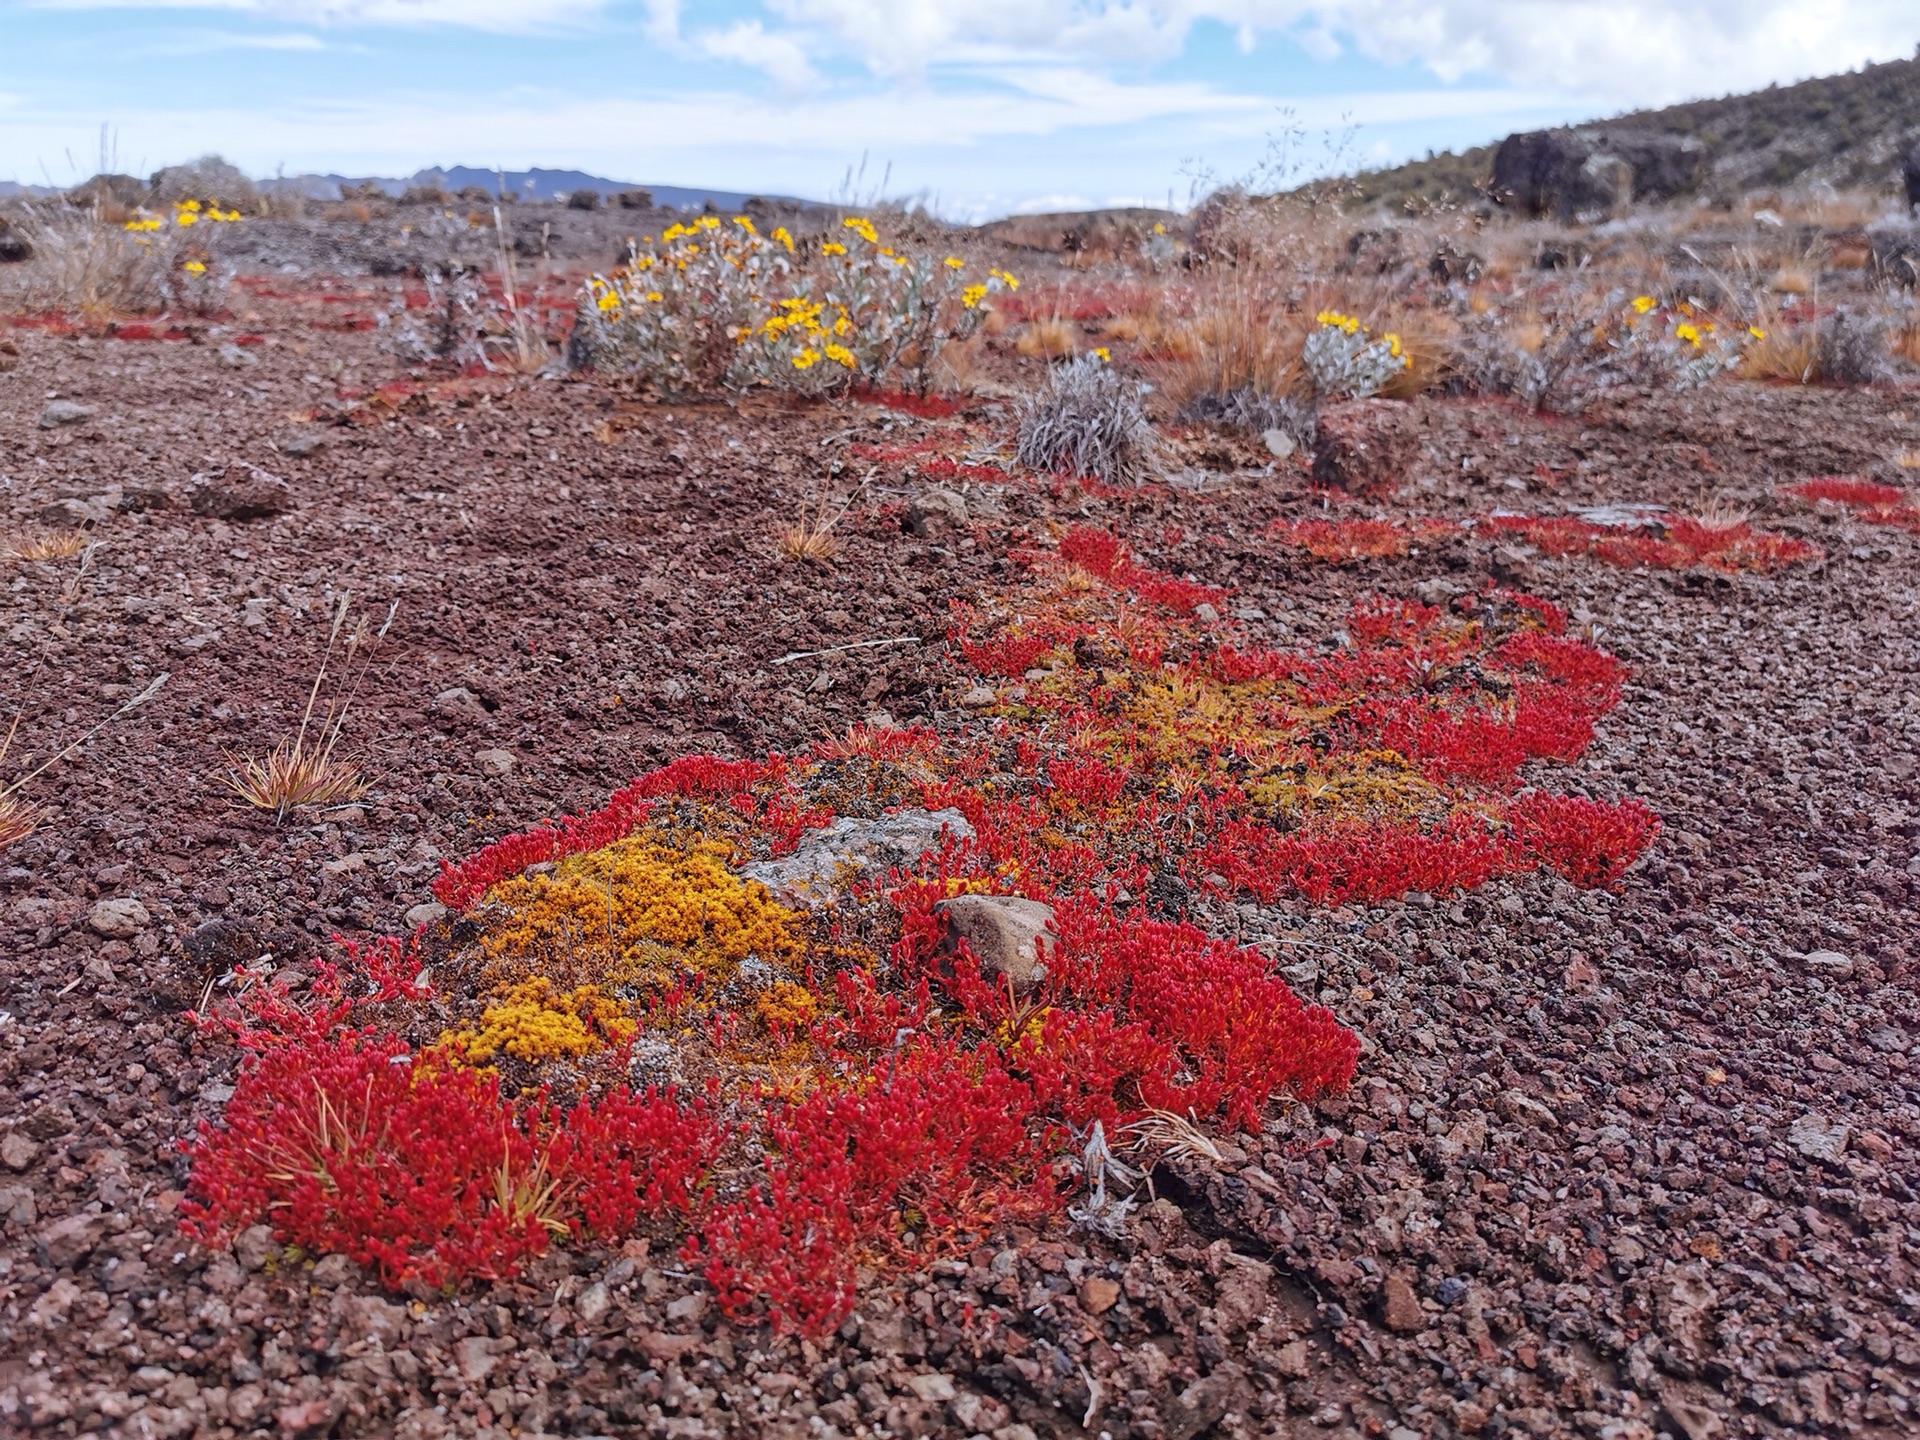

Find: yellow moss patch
1247;754;1442;824
438;979;637;1064
479;835;804;992
754;981;820;1032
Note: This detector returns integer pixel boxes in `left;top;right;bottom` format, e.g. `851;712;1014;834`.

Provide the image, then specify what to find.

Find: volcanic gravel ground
1;311;1919;1440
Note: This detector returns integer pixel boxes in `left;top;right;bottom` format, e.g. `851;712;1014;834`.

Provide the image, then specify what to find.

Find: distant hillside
1345;52;1920;211
265;166;801;211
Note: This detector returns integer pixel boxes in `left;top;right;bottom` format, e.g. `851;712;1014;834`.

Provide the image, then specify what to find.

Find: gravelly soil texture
1;272;1919;1440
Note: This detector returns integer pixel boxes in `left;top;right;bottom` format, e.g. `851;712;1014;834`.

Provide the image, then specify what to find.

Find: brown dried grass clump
1015;317;1079;360
776;483;858;563
223;597;388;822
1151;276;1310;415
3;526;90;562
225;741;367;818
1891;320;1920;370
1375;308;1459;400
1738;323;1820;382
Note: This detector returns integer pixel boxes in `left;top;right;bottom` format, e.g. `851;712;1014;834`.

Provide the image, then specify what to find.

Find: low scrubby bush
1015;354;1160;486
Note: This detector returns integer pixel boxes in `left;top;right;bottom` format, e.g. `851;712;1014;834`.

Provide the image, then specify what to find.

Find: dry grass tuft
1770;266;1814;295
225;741;367;819
1692;499;1756;532
777;482;860;564
1891;320;1920;370
1738;323;1820;383
1152;277;1309;417
223;597;389;822
1375;308;1459;400
3;526;90;562
0;718;45;851
1015;316;1079;360
1123;1108;1224;1164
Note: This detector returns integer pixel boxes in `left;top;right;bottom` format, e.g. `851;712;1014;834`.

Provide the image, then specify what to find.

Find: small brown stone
1313;1256;1362;1287
1379;1271;1428;1332
0;1130;40;1172
1079;1276;1120;1314
1311;398;1419;495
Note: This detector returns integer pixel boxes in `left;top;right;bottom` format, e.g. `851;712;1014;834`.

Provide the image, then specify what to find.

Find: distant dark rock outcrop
1491;130;1632;221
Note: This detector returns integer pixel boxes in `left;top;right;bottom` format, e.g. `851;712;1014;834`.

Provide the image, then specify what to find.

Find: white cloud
696;21;818;91
29;0;611;33
756;1;1916;108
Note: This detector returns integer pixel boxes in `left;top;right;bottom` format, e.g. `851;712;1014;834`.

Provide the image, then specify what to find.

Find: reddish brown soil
2;278;1919;1440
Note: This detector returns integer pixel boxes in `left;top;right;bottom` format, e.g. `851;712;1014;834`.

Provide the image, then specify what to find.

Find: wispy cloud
28;0;612;34
6;0;1915;214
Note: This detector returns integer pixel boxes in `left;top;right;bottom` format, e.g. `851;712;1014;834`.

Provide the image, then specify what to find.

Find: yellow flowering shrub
479;836;804;991
573;215;1015;397
438;979;636;1064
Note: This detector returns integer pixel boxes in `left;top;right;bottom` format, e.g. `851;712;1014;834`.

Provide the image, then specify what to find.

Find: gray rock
1788;1111;1850;1163
474;747;516;776
904;1373;956;1402
431;686;491;725
309;1253;356;1287
903;487;968;538
960;684;997;708
665;1292;707;1323
87;897;150;938
1801;949;1854;979
233;1223;276;1271
1261;427;1296;459
215;343;258;369
37;1210;108;1267
454;1335;497;1382
741;808;973;909
1163;1362;1245;1440
36;496;110;529
405;901;449;929
933;893;1057;989
575;1281;611;1323
1;1130;41;1172
190;465;293;521
38;399;95;429
279;432;328;458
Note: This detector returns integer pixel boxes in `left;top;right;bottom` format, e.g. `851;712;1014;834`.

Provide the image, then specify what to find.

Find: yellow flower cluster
762;297;858;371
438;978;636;1065
662;215;725;243
174;200;243;225
479;835;804;991
1384;332;1403;358
1631;295;1657;314
183;260;208;276
123;200;242;234
843;215;879;244
990;268;1019;291
1316;310;1362;334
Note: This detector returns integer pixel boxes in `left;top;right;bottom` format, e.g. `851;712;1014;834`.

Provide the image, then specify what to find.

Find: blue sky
2;2;1916;218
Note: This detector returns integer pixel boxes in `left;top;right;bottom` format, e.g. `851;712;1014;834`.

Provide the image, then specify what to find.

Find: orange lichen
478;835;804;993
437;978;637;1064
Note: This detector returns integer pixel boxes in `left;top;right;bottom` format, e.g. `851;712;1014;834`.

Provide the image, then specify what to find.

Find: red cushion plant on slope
182;524;1655;1332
